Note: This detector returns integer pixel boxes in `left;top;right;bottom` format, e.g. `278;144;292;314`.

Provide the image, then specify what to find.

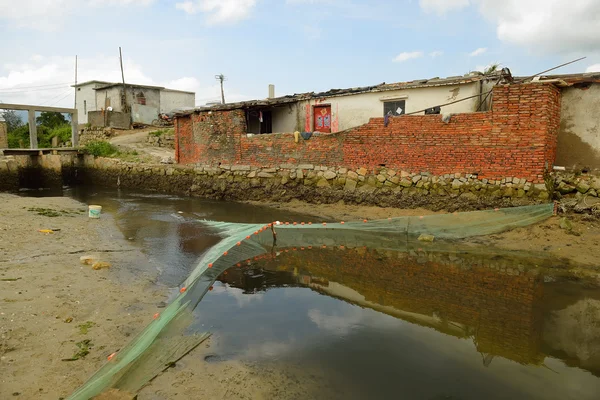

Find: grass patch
27;207;62;217
78;321;96;335
149;128;173;137
62;339;93;361
82;141;119;157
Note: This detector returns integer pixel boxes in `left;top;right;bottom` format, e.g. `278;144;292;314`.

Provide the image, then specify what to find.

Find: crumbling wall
176;84;561;184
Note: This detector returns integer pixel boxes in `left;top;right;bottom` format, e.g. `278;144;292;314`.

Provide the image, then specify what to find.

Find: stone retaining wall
147;131;175;149
79;128;115;145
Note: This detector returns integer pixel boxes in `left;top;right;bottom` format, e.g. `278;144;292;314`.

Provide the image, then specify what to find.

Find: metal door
313;105;331;133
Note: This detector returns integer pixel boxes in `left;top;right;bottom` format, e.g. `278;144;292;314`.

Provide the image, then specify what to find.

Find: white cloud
420;0;600;55
392;51;424;63
586;64;600;73
419;0;470;15
0;0;155;31
429;51;444;58
0;54;250;108
175;0;256;24
469;47;487;57
476;0;600;54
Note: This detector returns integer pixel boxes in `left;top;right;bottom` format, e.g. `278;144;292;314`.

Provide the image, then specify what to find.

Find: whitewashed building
73;80;195;125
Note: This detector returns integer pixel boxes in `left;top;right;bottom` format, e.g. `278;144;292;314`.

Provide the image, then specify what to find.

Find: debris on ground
80;255;95;265
92;261;112;270
559;217;573;231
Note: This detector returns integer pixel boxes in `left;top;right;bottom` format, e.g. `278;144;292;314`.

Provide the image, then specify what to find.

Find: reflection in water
47;188;600;399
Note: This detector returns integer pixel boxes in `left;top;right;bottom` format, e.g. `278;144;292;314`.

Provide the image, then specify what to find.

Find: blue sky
0;0;598;108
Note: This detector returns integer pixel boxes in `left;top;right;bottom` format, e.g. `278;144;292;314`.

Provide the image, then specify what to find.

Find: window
383;100;405;116
136;92;146;105
84;100;87;115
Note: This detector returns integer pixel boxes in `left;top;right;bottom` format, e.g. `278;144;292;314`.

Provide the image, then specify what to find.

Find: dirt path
109;129;174;162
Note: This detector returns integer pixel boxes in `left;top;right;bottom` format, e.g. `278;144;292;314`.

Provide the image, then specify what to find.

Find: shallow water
42;188;600;399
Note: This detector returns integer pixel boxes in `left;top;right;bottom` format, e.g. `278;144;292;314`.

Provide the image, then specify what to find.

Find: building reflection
216;246;600;376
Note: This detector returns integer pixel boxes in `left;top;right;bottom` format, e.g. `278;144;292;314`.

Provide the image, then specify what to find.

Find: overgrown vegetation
82;141;119;157
2;110;73;148
62;339;93;361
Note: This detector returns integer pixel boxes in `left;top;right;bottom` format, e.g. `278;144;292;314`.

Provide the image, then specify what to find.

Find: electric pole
215;74;226;104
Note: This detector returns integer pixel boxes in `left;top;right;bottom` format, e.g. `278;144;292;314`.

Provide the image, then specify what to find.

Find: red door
314;105;332;133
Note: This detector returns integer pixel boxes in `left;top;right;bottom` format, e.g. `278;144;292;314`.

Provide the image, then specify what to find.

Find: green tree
36;111;67;129
1;108;23;132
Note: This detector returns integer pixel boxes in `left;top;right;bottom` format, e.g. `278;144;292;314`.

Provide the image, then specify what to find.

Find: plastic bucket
88;205;102;219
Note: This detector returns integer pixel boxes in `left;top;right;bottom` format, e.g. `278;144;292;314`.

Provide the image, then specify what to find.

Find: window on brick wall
383;100;405;116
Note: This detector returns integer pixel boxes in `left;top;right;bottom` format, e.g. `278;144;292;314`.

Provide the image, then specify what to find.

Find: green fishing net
67;203;554;399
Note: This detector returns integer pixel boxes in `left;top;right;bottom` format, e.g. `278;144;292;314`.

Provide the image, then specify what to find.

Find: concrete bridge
0;102;79;149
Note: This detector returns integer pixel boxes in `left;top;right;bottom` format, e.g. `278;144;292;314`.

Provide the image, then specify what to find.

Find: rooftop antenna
215;74;226;104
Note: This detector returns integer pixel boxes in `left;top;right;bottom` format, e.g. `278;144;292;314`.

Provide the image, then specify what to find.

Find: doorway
313;105;331;133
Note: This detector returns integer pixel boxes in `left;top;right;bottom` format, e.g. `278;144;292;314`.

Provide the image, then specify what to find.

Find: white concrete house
189;73;501;135
73;80;195;125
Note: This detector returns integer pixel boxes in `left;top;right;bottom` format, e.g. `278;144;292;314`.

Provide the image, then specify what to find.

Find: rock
92;261;111;270
323;170;337;180
231;165;251;171
576;181;591;194
247;171;257;178
538;191;550;200
502;187;514;197
389;176;400;184
400;170;410;178
357;167;368;176
459;192;478;201
347;171;359;180
298;164;314;170
338;168;348;174
412;175;421;183
344;178;358;191
296;169;304;180
257;172;275;178
160;156;174;164
451;179;463;189
250;178;261;187
589;189;598;197
591;178;600;191
376;174;387;182
279;163;295;169
399;179;412;188
316;179;330;188
557;182;575;194
281;176;290;185
80;255;95;265
262;168;277;173
366;176;378;187
417;234;435;242
559;217;573;231
387;169;397;177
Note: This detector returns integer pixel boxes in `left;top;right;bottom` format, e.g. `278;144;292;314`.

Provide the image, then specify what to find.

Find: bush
7;125;30;148
82;141;118;157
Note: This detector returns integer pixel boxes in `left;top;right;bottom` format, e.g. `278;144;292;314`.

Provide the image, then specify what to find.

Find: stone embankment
78;156;600;211
2;153;599;211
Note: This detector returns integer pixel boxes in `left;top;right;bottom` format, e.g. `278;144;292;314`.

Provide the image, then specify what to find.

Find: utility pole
119;47;129;113
74;55;78;109
215;74;226;104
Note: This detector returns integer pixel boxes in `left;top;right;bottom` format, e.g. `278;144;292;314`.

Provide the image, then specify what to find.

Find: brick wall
176;84;561;183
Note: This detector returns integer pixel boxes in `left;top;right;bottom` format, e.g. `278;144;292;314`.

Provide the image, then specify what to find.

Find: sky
0;0;599;108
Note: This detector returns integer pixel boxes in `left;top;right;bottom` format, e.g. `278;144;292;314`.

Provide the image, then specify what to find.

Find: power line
0;82;72;91
46;88;74;106
0;86;70;94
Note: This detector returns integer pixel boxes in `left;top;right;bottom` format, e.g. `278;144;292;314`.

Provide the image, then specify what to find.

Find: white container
88;205;102;219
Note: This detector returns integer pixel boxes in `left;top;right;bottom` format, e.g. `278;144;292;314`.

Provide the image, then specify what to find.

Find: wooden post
28;108;37;149
71;110;79;147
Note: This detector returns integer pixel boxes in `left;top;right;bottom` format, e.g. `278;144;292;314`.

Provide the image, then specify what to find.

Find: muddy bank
252;198;600;268
0;194;167;399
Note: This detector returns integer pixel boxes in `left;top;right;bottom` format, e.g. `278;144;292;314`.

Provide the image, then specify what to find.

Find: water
47;188;600;399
